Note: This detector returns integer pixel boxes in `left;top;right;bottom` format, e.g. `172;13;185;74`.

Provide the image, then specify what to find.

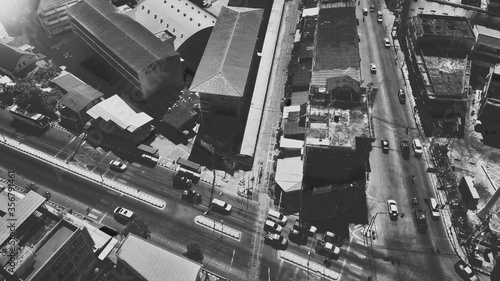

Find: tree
183;242;204;263
26;182;38;193
120;217;151;239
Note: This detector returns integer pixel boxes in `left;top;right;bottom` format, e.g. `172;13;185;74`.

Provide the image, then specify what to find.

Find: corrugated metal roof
60;86;103;113
37;0;77;14
0;191;46;245
118;234;201;281
86;95;153;132
189;6;264;97
67;0;178;73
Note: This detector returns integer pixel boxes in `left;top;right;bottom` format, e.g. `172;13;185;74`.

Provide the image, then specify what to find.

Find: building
0;43;38;78
472;25;500;65
0;191;98;281
53;72;104;132
66;0;184;103
414;55;470;136
189;6;264;167
36;0;78;37
156;91;199;139
477;64;500;148
109;234;201;281
124;0;216;72
85;95;154;147
311;3;360;88
488;0;500;14
190;6;264;121
409;14;475;58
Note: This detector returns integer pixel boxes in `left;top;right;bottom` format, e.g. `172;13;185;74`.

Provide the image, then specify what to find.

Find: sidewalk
0;133;166;209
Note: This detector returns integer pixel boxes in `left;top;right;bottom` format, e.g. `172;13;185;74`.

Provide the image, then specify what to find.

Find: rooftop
474;25;500;48
421;55;468;97
37;0;78;13
0;42;37;74
117;234;201;281
487;65;500;100
162;92;199;130
413;14;474;39
86;95;153;132
189;6;264;97
55;73;104;112
67;0;179;73
306;101;370;148
124;0;215;49
313;7;359;72
275;157;303;192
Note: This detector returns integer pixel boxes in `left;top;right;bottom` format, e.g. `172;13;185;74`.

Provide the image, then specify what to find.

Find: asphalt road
0;127;261;280
359;1;460;280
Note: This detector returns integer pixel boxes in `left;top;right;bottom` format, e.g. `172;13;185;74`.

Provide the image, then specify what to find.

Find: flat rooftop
306;102;370;148
488;65;500;100
413;14;474;39
421;56;468;97
313;7;359;72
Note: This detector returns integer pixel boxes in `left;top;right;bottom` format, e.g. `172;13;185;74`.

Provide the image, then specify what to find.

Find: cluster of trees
0;60;62;120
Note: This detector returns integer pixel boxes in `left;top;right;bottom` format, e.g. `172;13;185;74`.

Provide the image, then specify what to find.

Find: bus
176;157;201;183
9;104;50;130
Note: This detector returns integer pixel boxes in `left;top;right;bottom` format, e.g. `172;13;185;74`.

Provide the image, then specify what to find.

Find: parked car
370;5;375;12
211;198;232;214
381;138;390;153
384;38;391;48
110;160;127;172
370;63;377;73
264;219;283;234
293;219;317;237
267;209;287;226
288;229;308;245
454;260;478;281
114;206;134;221
412;139;423;157
363;8;368;15
264;232;288;249
181;189;201;204
398;89;406;103
387;200;398;219
315;240;340;260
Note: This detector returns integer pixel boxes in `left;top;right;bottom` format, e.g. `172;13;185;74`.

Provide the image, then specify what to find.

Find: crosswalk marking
88;213;98;220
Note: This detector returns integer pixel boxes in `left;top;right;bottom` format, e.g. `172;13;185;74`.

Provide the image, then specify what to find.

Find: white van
412;139;423;157
211;198;232;214
428;197;440;220
267;209;287;226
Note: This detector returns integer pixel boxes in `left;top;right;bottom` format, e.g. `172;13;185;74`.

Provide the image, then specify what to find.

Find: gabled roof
67;0;179;73
37;0;77;14
189;6;264;97
86;95;153;132
60;86;103;112
326;75;361;92
0;42;35;74
118;234;201;281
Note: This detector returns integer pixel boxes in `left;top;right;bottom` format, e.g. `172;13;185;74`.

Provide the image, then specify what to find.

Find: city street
359;0;460;280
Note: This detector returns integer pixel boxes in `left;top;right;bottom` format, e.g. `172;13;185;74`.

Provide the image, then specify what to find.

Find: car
288;229;308;245
181;189;201;204
398;89;406;103
264;232;288;249
381;138;390;153
211;198;232;214
387;200;398;219
362;8;368;15
114;206;134;220
264;219;283;234
370;63;377;73
392;26;398;38
400;140;410;156
454;260;478;281
110;160;127;172
267;209;287;226
43;191;51;199
370;5;375;12
412;139;423;157
293;219;317;237
141;154;158;166
383;38;391;48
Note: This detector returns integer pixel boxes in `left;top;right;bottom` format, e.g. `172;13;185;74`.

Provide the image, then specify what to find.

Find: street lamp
220;219;224;241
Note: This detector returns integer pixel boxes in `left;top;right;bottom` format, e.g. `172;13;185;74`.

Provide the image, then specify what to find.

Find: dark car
288;229;308;245
381;138;390;153
181;189;201;204
454;260;477;281
400;141;410;157
398;89;406;104
370;5;375;12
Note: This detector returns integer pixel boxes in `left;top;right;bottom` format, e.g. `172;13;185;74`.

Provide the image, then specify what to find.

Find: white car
211;198;232;214
114;206;134;220
384;38;391;48
387;200;398;218
370;63;377;73
362;8;368;15
110;160;127;171
264;219;283;234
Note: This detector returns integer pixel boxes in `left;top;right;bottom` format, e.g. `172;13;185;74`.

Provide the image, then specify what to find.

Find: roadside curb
194;215;241;241
278;251;339;280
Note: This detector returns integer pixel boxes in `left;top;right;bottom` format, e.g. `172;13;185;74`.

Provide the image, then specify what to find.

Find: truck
415;209;427;233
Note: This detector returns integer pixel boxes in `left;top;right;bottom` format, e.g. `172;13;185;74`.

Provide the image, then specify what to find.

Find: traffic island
194;215;241;242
